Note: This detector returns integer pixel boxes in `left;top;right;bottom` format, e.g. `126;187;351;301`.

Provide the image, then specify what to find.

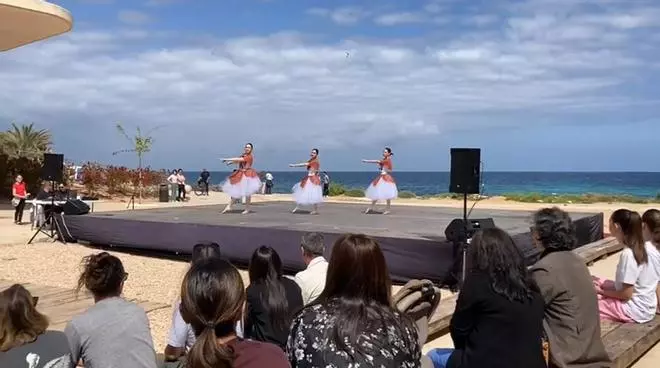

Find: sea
184;171;660;198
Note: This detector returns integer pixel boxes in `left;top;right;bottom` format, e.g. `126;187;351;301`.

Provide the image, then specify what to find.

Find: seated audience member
294;232;329;305
427;228;546;368
0;284;71;367
287;234;421;368
245;246;303;349
642;209;660;311
179;258;289;368
164;243;223;364
530;208;611;368
593;209;658;323
64;252;157;368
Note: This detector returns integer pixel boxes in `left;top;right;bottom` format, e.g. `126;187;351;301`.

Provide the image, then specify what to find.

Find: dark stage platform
58;201;604;284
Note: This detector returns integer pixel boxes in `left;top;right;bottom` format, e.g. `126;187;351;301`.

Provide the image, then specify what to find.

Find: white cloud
117;10;152;26
307;6;367;25
1;0;658;167
374;12;427;26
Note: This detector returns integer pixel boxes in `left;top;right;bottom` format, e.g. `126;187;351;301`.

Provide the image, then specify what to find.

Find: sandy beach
1;192;658;366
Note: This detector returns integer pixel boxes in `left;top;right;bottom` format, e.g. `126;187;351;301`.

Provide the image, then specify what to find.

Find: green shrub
503;192;653;204
398;191;417;199
328;183;347;196
344;189;365;197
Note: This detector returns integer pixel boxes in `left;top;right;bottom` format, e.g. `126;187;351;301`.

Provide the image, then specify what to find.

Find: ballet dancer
289;148;323;215
362;147;398;214
220;143;262;214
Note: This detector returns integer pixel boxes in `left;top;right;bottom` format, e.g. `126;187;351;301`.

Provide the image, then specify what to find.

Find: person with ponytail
245;246;303;349
593;209;659;323
642;209;660;312
64;252;157;367
179;257;289;368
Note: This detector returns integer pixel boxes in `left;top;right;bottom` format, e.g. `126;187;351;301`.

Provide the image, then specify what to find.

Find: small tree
113;124;156;203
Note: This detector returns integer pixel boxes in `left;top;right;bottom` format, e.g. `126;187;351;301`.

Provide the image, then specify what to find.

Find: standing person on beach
362;147;398;214
220;143;262;214
264;172;274;194
322;171;330;197
289;148;323;215
198;169;210;196
167;170;178;201
11;175;29;225
176;169;187;201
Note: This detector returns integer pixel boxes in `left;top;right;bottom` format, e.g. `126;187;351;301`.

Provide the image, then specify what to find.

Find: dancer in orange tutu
220;143;262;214
289;148;323;215
362;147;398;214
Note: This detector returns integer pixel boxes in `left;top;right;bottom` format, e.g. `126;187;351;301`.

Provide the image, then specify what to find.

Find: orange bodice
229;153;258;184
372;157;395;186
301;158;321;187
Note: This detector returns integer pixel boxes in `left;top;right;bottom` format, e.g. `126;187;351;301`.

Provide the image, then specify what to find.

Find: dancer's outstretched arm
220;156;246;164
362;159;380;164
289;162;308;168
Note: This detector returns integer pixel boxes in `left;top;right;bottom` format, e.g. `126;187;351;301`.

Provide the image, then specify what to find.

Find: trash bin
159;184;169;202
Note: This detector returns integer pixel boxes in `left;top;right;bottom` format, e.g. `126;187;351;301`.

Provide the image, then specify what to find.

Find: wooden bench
427;237;622;339
0;279;169;330
601;316;660;368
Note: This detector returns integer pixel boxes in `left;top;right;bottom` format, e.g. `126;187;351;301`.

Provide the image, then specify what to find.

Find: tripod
28;181;65;245
459;191;469;285
127;194;135;210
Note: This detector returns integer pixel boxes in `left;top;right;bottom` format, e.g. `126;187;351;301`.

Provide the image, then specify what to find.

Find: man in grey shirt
64;297;157;368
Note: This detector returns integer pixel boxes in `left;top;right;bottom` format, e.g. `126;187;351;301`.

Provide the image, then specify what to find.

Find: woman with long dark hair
642;209;660;309
530;208;610;368
245;246;302;349
594;209;658;322
64;252;157;368
164;243;223;363
427;228;546;368
287;234;420;367
180;257;289;368
0;284;71;367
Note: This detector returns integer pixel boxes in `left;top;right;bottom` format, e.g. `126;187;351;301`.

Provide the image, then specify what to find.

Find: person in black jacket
245;246;303;349
427;228;546;368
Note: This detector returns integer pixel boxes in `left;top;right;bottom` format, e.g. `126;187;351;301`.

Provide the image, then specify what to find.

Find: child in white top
642;209;660;312
594;209;658;323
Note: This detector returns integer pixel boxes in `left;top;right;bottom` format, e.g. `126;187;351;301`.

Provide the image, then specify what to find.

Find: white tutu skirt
292;182;324;205
221;176;262;199
365;178;398;201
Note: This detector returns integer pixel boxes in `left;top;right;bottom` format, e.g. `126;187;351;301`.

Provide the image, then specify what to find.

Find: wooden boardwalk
0;279;170;330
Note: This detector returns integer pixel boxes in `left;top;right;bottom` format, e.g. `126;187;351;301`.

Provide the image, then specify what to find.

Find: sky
0;0;659;171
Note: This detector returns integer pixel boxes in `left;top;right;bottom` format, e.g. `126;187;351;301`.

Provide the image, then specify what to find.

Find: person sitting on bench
426;228;546;368
593;209;659;323
530;208;610;368
642;209;660;313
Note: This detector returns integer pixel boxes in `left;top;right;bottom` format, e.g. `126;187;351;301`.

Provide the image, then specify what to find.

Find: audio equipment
62;199;90;216
449;148;481;194
41;153;64;182
444;218;496;243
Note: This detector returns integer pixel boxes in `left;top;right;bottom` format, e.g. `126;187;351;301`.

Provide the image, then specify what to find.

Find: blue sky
1;0;659;171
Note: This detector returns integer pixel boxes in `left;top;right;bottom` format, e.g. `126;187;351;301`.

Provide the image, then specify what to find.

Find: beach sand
1;192;658;366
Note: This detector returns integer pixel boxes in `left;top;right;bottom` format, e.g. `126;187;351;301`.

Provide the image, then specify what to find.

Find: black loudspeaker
445;218;495;243
41;153;64;182
449;148;481;194
62;199;90;216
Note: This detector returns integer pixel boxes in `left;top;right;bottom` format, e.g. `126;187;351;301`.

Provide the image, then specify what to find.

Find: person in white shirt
642;209;660;312
294;232;329;305
167;170;178;201
594;209;658;323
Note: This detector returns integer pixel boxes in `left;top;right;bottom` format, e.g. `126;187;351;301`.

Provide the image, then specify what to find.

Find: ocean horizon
181;171;660;198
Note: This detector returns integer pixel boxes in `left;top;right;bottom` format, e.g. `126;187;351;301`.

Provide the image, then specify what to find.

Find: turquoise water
183;171;660;197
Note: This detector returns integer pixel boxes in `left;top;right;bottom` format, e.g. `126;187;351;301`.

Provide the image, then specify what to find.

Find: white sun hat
0;0;72;52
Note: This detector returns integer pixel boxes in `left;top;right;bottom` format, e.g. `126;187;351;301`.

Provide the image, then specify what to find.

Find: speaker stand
27;181;66;245
126;194;135;210
459;191;469;286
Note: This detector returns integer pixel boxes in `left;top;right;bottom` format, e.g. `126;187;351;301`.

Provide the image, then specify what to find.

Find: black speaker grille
449;148;481;194
41;153;64;182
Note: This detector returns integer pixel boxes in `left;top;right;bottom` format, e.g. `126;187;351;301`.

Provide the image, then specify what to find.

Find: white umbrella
0;0;72;52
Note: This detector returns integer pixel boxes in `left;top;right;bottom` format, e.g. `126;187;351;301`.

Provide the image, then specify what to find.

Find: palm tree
113;123;156;203
0;123;52;160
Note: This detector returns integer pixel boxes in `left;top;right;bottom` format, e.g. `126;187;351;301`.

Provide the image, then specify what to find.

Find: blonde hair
0;284;49;352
